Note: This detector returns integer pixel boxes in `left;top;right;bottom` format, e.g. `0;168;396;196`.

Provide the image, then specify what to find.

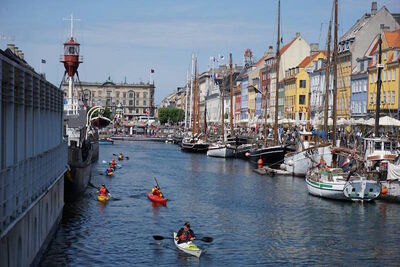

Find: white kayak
173;232;202;257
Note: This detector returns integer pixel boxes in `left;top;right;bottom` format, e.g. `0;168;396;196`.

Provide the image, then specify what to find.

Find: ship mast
229;53;234;136
192;57;197;135
374;33;383;137
273;0;281;144
323;4;333;137
332;0;338;166
221;70;225;143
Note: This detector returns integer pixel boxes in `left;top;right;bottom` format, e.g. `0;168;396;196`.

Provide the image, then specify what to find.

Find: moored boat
99;138;114;145
306;167;347;200
207;143;235;158
343;176;381;201
173;232;202;257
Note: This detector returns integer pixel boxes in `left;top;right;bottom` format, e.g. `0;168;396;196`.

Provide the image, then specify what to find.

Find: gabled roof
280;37;296;55
384;28;400;48
298;51;327;68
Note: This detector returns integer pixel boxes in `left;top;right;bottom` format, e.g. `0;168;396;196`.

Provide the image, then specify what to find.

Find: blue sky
1;0;399;104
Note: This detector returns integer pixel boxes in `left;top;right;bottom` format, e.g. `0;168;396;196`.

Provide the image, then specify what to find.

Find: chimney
7;43;15;51
296;32;301;38
13;46;19;55
310;43;319;54
371;2;377;16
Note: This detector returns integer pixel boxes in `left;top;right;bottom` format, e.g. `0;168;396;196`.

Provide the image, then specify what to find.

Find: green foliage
158;108;185;124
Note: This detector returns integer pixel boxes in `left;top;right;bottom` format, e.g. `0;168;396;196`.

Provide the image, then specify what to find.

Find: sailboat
181;54;209;153
305;0;380;201
282;3;334;177
207;53;235;158
248;0;291;168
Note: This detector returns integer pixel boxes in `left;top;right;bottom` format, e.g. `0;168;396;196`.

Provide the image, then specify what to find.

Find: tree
158;107;185;124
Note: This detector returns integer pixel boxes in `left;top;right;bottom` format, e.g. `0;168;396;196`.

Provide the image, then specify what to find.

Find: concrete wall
0;176;64;267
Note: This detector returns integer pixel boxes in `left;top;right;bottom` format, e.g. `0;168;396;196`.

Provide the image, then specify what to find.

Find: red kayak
147;192;168;205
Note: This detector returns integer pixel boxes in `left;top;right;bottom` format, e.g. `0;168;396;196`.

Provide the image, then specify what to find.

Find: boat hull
343;178;380;201
64;144;93;201
207;145;235;158
173;232;202;257
147;192;168;205
306;177;346;200
379;180;400;202
249;145;286;168
181;141;209;153
283;146;332;177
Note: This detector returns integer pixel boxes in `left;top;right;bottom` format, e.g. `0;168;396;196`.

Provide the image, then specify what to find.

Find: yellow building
368;29;400;115
337;54;352;118
284;51;327;121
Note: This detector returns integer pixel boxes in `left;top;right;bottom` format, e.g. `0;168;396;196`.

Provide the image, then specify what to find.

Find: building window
388;68;391;81
136;100;139;106
129;100;133;106
107;91;111;97
392;69;395;81
382;92;386;103
143;100;147;106
392;91;395;104
370;93;373;104
129;92;134;98
123;100;126;105
299;95;306;105
136;108;139;114
299;80;306;88
383;70;386;81
116;91;120;98
123;92;126;98
98;91;102;97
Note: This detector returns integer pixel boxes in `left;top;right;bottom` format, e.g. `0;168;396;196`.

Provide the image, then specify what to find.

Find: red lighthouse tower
61;14;82;114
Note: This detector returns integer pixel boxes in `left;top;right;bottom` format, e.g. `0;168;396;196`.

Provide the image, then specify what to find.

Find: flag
151;69;154;73
41;59;46;64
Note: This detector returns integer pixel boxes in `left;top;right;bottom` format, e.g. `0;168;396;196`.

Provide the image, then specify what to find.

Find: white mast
185;69;189;129
189;53;194;129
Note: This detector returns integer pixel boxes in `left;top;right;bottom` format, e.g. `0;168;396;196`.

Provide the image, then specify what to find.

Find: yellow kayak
97;195;109;203
107;171;114;176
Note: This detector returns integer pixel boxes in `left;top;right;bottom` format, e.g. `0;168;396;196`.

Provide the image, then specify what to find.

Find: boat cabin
363;137;397;163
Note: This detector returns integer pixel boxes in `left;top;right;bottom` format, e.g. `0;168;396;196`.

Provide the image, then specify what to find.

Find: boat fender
280;164;287;170
257;159;263;169
381;185;388;195
288;160;294;166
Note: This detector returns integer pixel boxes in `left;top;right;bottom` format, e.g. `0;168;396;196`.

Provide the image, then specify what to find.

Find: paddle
152;235;213;243
154;177;166;199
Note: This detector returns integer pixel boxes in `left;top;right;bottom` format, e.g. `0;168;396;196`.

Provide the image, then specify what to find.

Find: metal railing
0;142;68;234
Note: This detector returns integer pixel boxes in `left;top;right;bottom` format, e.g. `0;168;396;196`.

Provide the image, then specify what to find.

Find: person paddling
152;185;163;198
175;222;196;244
110;158;117;167
97;184;111;198
118;152;124;161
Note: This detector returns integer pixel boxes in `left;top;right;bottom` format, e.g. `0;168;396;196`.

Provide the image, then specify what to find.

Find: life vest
179;230;192;241
100;187;107;196
152;188;161;197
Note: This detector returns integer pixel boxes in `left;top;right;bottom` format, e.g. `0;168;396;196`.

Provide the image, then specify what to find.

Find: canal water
41;141;400;266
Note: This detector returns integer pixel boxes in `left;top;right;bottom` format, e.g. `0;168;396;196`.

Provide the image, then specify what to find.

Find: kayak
97;195;109;203
147;192;168;205
173;232;202;257
106;171;114;176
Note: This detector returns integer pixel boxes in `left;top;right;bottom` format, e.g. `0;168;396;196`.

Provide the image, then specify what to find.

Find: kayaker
175;222;196;244
118;152;124;160
107;165;114;174
151;185;163;198
98;184;111;197
110;158;117;166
